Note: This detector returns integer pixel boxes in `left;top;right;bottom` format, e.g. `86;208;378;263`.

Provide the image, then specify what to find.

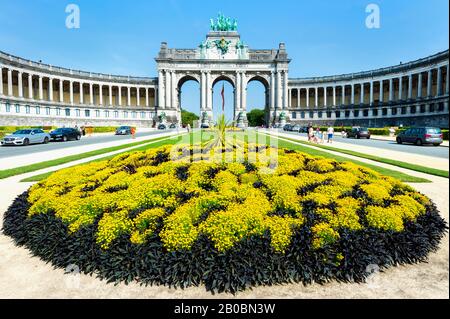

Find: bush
3;144;447;293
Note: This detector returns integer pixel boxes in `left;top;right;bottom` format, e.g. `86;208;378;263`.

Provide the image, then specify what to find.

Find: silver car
1;129;51;146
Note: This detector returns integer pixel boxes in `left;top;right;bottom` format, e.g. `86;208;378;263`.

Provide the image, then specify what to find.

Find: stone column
69;80;74;104
29;74;34;99
276;71;282;109
427;70;433;97
118;86;122;106
333;86;336;106
360;83;364;104
127;86;131;106
48;78;53;101
306;88;310;108
39;75;43;100
18;71;23;98
136;88;140;107
7;69;13;96
236;71;241;110
314;87;318;108
297;88;301;108
171;71;176;109
341;85;345;105
398;77;403;100
270;71;275;111
79;82;84;104
408;74;413;99
165;70;171;108
201;71;206;109
288;89;292;108
379;80;384;103
436;67;442;96
59;79;64;102
146;88;149;107
389;78;394;101
99;85;103;105
241;72;247;111
90;83;94;104
158;70;164;107
206;71;212;110
445;64;449;95
324;87;327;107
109;85;113;106
369;81;374;105
283;71;288;109
417;73;423;98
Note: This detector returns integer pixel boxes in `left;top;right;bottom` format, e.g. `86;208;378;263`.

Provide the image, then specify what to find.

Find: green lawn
20;130;430;183
21;131;213;182
1;134;182;180
243;132;430;183
271;134;448;178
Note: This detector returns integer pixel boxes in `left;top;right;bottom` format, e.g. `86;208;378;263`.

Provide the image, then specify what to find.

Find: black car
169;123;178;129
158;124;167;130
115;126;132;135
50;128;81;142
283;124;292;131
346;127;371;139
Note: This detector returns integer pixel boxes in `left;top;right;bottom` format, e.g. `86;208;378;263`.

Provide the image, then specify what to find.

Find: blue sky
0;0;448;120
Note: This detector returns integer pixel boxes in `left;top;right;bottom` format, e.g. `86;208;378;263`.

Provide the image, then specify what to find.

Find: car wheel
433;143;441;147
23;138;29;146
63;136;68;142
76;135;81;140
43;137;49;144
396;137;402;144
357;135;360;139
415;139;423;146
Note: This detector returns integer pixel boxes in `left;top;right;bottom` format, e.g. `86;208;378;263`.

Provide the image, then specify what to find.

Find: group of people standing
307;125;335;144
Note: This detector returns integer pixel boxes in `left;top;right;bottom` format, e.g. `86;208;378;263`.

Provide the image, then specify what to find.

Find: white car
1;129;51;146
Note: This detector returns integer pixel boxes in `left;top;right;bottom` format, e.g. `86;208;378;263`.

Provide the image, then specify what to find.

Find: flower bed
3;144;447;293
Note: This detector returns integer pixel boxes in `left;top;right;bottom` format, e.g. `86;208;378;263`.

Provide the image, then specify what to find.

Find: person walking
131;126;136;139
187;124;191;133
308;125;313;142
327;125;334;143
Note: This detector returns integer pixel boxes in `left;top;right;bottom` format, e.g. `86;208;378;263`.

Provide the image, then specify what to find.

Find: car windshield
53;129;65;133
360;128;368;131
14;130;32;135
426;128;441;134
118;126;129;129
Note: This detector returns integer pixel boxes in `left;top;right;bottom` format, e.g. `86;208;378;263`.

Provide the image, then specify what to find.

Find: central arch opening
212;76;235;123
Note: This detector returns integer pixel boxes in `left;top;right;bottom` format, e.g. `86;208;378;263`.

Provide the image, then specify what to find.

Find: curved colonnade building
0;29;448;128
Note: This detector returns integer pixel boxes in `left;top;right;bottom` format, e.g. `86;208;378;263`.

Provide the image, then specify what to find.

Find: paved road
277;130;449;159
0;130;178;159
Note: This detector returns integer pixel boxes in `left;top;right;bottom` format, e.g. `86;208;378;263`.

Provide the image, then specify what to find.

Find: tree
246;109;265;127
181;109;199;127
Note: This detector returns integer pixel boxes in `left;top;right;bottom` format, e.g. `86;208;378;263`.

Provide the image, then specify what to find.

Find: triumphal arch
155;14;290;126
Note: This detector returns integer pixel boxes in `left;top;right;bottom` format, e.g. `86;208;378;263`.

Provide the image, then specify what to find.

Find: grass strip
1;134;179;180
21;131;212;182
275;134;448;178
253;132;430;183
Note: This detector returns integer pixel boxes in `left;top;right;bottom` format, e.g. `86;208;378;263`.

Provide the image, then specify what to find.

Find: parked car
158;123;167;130
283;124;292;131
115;126;132;135
346;127;371;139
396;127;443;146
291;124;302;132
300;126;309;133
1;129;50;146
200;123;210;129
50;128;81;142
169;123;178;129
